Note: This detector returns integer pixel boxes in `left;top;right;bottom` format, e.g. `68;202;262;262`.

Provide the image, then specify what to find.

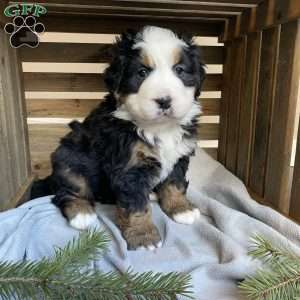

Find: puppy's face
105;26;205;123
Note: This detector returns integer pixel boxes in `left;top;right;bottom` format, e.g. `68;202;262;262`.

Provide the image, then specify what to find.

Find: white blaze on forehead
134;26;187;67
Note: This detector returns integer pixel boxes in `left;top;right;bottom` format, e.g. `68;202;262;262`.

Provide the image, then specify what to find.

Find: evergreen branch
248;235;298;264
239;235;300;300
0;230;193;300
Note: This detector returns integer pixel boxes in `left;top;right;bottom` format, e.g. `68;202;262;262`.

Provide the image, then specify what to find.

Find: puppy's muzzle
154;97;171;110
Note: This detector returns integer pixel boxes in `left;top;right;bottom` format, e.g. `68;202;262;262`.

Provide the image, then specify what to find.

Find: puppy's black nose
155;97;171;110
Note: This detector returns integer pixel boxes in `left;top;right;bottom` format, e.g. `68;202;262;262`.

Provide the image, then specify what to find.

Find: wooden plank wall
20;19;224;178
0;27;32;210
219;19;300;217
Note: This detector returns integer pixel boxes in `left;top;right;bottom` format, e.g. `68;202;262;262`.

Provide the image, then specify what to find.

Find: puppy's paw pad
69;213;98;230
173;208;200;225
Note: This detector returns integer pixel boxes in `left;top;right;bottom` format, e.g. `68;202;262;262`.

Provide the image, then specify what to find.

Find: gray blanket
0;149;300;300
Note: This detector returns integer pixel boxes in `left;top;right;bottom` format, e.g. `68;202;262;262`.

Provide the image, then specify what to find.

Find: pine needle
239;235;300;300
0;229;194;300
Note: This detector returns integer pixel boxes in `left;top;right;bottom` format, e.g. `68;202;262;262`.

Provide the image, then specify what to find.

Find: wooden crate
0;0;299;223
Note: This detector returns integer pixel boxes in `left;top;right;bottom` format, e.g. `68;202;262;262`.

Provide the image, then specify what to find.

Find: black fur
31;26;205;219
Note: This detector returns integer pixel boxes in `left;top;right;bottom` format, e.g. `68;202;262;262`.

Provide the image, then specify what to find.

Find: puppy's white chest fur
140;124;196;183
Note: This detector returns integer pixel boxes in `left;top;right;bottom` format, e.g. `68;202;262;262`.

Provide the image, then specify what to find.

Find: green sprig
0;230;193;300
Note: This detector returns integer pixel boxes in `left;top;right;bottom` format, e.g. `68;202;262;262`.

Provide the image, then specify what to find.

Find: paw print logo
4;16;45;48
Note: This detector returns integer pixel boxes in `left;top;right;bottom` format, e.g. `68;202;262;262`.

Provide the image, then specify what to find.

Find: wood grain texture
27;98;220;118
24;73;222;92
218;41;232;164
12;0;259;10
0;28;31;209
249;26;280;197
42;15;223;36
0;1;8;28
12;0;262;7
228;0;300;40
225;36;246;173
35;2;244;17
236;32;261;184
28;123;219;178
290;116;300;222
264;20;300;213
20;43;224;64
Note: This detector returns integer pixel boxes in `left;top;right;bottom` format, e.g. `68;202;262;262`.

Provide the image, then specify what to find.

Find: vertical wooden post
249;26;280;197
0;24;32;210
236;32;261;184
290;115;300;222
265;20;300;213
225;36;247;173
218;41;232;164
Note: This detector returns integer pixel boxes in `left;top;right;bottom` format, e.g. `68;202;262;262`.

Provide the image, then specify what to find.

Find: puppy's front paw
173;207;200;225
69;212;98;230
123;224;162;251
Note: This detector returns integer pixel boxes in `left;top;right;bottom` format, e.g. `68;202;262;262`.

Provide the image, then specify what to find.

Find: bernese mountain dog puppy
33;26;206;250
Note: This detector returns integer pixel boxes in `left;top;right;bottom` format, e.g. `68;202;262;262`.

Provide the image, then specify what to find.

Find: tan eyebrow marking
141;50;155;68
172;47;183;66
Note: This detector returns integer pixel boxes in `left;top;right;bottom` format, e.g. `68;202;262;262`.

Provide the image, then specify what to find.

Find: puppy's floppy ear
104;29;137;94
180;34;206;97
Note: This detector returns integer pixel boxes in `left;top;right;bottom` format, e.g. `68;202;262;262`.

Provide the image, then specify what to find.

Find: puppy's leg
52;168;97;230
116;205;161;250
112;141;162;250
157;156;200;225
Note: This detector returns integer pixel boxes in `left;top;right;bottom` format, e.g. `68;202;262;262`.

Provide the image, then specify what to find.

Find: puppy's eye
138;68;149;78
174;65;185;76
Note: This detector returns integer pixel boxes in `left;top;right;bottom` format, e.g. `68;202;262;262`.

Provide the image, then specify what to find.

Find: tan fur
141;50;155;68
59;168;95;220
127;141;158;169
157;183;193;216
116;206;161;250
63;198;95;220
172;47;182;65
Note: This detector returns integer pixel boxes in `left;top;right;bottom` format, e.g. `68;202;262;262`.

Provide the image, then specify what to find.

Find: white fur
173;208;200;225
121;26;197;122
69;212;98;230
149;192;158;202
137;241;162;251
115;102;199;183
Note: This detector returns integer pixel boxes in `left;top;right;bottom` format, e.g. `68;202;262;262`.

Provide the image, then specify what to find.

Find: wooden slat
227;0;300;40
0;28;31;209
42;15;223;36
290;117;300;222
27;99;102;118
29;123;219;178
20;44;224;64
1;175;35;211
27;98;220;118
218;41;232;163
0;1;8;28
264;20;300;213
24;73;222;92
236;32;261;184
225;36;246;172
39;8;242;18
249;26;280;197
13;0;260;9
28;123;219;142
200;99;220;116
31;147;219;179
12;0;263;7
